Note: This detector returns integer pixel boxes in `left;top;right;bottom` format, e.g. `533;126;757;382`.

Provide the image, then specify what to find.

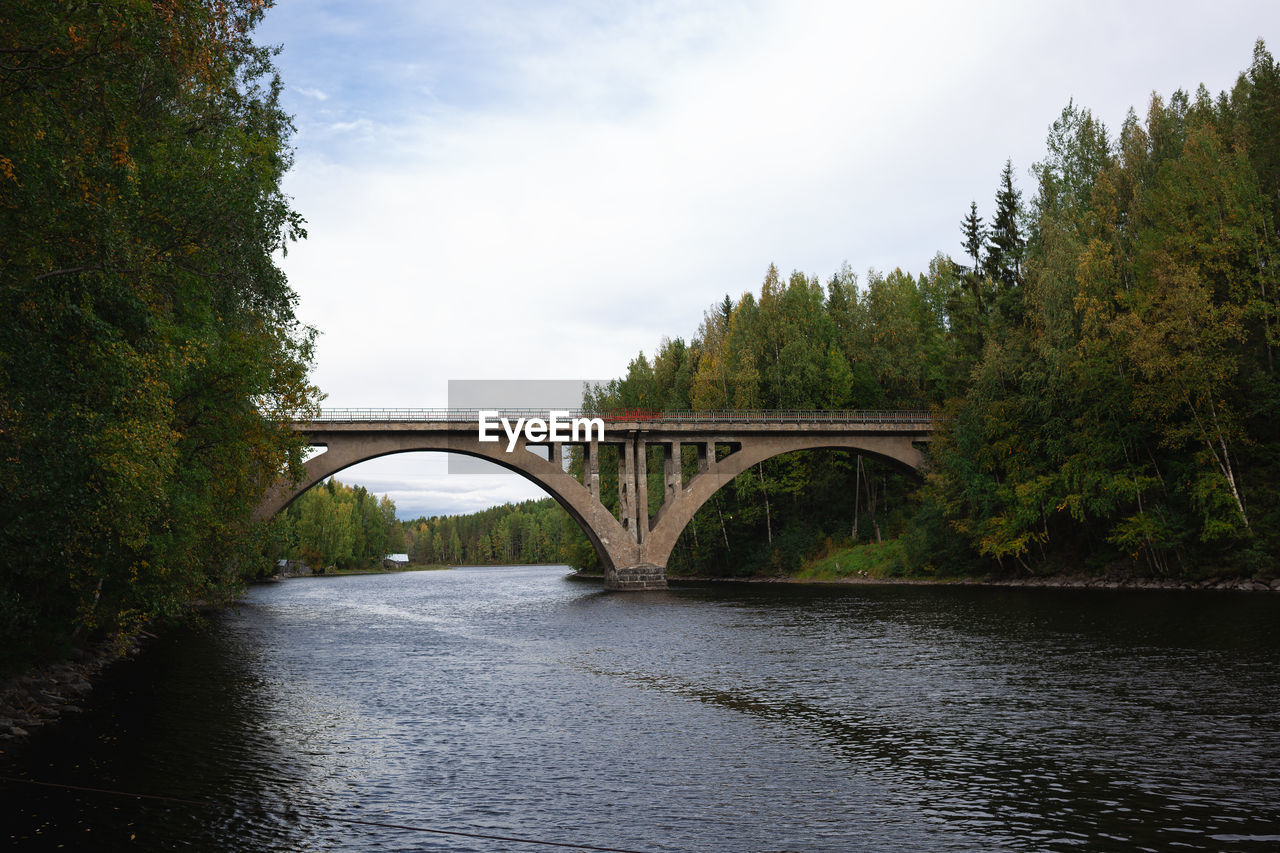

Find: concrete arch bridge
256;409;935;590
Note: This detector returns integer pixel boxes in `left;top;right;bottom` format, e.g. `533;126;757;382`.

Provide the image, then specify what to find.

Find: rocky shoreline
0;633;145;743
927;574;1280;592
572;570;1280;592
788;574;1280;591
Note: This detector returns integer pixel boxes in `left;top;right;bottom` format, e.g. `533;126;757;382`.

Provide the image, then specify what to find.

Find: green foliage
399;498;577;566
585;255;948;577
0;1;319;671
798;539;910;581
582;42;1280;583
961;201;986;272
276;479;399;570
985;160;1027;293
273;483;583;572
928;43;1280;578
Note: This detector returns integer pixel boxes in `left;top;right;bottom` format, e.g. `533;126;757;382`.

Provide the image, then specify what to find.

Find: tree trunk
860;457;881;544
715;496;731;551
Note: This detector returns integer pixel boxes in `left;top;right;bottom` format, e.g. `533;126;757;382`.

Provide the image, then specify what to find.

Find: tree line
400;498;573;566
272;483;574;571
581;42;1280;581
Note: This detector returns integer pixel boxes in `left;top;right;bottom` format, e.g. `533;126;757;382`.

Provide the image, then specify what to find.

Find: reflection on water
5;566;1280;851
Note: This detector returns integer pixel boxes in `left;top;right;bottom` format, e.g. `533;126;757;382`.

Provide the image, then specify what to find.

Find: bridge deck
302;408;934;429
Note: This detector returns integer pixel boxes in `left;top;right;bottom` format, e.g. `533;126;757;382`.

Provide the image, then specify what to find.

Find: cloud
325;454;549;518
262;0;1280;517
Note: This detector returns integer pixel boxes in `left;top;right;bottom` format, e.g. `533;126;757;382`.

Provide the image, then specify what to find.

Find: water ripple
4;567;1279;851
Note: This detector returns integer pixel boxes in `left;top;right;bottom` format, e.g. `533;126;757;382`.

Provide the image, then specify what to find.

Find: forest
576;42;1280;582
272;481;571;571
0;2;319;671
398;498;572;566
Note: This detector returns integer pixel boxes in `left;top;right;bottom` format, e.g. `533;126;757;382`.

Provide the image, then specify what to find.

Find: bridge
257;409;935;590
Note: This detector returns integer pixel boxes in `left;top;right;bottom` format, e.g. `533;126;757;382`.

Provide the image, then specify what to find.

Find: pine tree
719;294;735;326
985;160;1025;289
961;201;985;272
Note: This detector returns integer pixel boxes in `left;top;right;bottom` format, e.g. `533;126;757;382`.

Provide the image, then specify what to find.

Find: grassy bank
794;539;943;582
794;540;1279;590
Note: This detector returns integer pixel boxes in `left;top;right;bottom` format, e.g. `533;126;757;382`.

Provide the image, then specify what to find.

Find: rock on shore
0;635;142;742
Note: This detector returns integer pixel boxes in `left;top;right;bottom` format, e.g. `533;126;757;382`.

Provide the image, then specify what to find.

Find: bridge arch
642;434;926;571
255;434;639;576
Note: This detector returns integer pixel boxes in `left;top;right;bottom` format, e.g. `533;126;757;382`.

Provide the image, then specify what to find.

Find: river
4;565;1280;851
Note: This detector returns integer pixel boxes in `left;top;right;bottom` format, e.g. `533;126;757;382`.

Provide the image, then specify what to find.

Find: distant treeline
582;42;1280;580
400;498;574;566
274;480;574;569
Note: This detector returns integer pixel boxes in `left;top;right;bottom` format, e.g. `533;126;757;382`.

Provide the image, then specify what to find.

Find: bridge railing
640;409;933;424
306;408;934;425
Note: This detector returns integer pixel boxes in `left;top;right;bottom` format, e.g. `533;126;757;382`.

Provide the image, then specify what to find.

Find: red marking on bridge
602;408;664;423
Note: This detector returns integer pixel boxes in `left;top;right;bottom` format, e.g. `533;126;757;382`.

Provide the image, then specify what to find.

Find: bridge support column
585;440;600;500
602;433;665;590
664;441;682;503
618;440;636;540
635;437;649;542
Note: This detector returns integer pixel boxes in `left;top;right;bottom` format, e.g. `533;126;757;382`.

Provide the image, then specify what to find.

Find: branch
33;265;97;282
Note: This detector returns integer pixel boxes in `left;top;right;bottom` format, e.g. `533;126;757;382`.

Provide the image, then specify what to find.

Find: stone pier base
605;564;668;591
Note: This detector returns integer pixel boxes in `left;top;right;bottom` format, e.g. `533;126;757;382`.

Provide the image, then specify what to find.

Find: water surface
5;566;1280;851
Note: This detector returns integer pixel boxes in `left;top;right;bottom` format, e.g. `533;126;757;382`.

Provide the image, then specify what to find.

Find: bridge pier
604;563;668;591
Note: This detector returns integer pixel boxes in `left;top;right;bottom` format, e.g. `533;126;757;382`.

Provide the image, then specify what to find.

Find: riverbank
789;540;1279;591
0;631;145;742
274;563;570;580
704;573;1280;592
570;569;1280;592
273;563;451;580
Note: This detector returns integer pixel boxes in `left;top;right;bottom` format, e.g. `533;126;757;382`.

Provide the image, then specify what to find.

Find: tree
961;201;986;272
0;0;318;668
984;160;1027;307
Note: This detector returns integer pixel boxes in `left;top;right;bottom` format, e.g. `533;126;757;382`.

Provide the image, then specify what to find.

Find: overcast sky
255;0;1279;519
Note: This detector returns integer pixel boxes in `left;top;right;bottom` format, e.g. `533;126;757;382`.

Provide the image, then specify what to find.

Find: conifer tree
984;160;1025;290
961;201;986;272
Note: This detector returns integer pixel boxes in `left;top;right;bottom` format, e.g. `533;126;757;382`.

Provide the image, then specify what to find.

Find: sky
254;0;1280;519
